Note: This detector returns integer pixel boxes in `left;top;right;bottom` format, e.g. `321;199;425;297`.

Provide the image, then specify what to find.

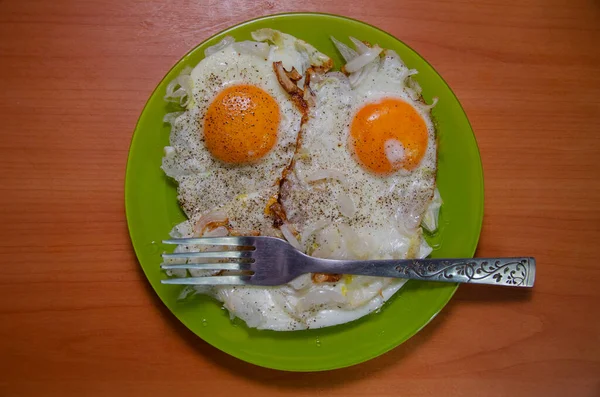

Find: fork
160;236;536;288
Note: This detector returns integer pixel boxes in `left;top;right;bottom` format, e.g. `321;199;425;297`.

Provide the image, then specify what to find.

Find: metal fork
160;236;535;288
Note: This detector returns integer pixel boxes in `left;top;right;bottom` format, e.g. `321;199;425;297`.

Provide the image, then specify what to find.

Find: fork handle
309;257;535;287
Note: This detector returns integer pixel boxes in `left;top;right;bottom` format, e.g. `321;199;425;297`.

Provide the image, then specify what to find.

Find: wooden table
1;0;599;395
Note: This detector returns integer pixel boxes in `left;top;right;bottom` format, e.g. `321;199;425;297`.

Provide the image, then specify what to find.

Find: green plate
125;13;483;372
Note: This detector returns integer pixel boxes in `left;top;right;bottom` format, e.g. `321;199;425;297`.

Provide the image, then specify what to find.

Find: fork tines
160;237;256;274
162;237;256;246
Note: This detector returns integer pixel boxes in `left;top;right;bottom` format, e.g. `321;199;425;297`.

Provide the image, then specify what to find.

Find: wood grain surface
1;0;599;396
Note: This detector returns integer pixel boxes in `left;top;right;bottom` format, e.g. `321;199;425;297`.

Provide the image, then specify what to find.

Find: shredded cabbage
331;36;382;88
422;187;443;232
252;28;332;70
164;66;193;107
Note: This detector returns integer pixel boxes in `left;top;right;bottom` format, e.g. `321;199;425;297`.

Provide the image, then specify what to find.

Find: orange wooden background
1;0;599;396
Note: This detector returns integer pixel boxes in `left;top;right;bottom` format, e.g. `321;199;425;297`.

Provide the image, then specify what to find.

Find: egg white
270;47;440;329
283;49;438;257
162;38;303;235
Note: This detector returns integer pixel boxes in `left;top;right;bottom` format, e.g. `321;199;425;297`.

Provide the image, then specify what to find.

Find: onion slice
405;77;423;100
418;97;439;112
305;169;348;187
193;210;229;236
330;36;358;62
280;223;302;251
285;67;302;81
229;228;260;236
163;111;183;125
338;223;370;259
203;226;229;237
297;289;345;311
204;36;235;57
344;45;382;73
337;192;357;218
349;36;370;54
300;219;329;243
348;60;377;88
232;41;270;59
164;67;193;107
273;61;303;95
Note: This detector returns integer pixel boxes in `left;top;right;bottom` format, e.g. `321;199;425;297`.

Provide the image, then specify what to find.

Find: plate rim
125;11;484;372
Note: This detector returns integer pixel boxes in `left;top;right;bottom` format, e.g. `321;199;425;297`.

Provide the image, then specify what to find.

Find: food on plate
277;38;442;325
162;29;330;237
161;30;442;331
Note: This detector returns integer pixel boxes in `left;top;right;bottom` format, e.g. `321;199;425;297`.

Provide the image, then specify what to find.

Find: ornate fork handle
311;257;536;287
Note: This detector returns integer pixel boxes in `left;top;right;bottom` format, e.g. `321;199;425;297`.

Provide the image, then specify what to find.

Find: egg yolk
350;98;428;175
204;85;280;164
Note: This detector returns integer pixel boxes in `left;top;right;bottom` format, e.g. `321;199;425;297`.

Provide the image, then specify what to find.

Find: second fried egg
283;43;438;258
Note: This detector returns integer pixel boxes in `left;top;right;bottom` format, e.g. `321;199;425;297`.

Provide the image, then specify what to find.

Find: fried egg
162;30;330;235
272;38;441;327
282;40;439;253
